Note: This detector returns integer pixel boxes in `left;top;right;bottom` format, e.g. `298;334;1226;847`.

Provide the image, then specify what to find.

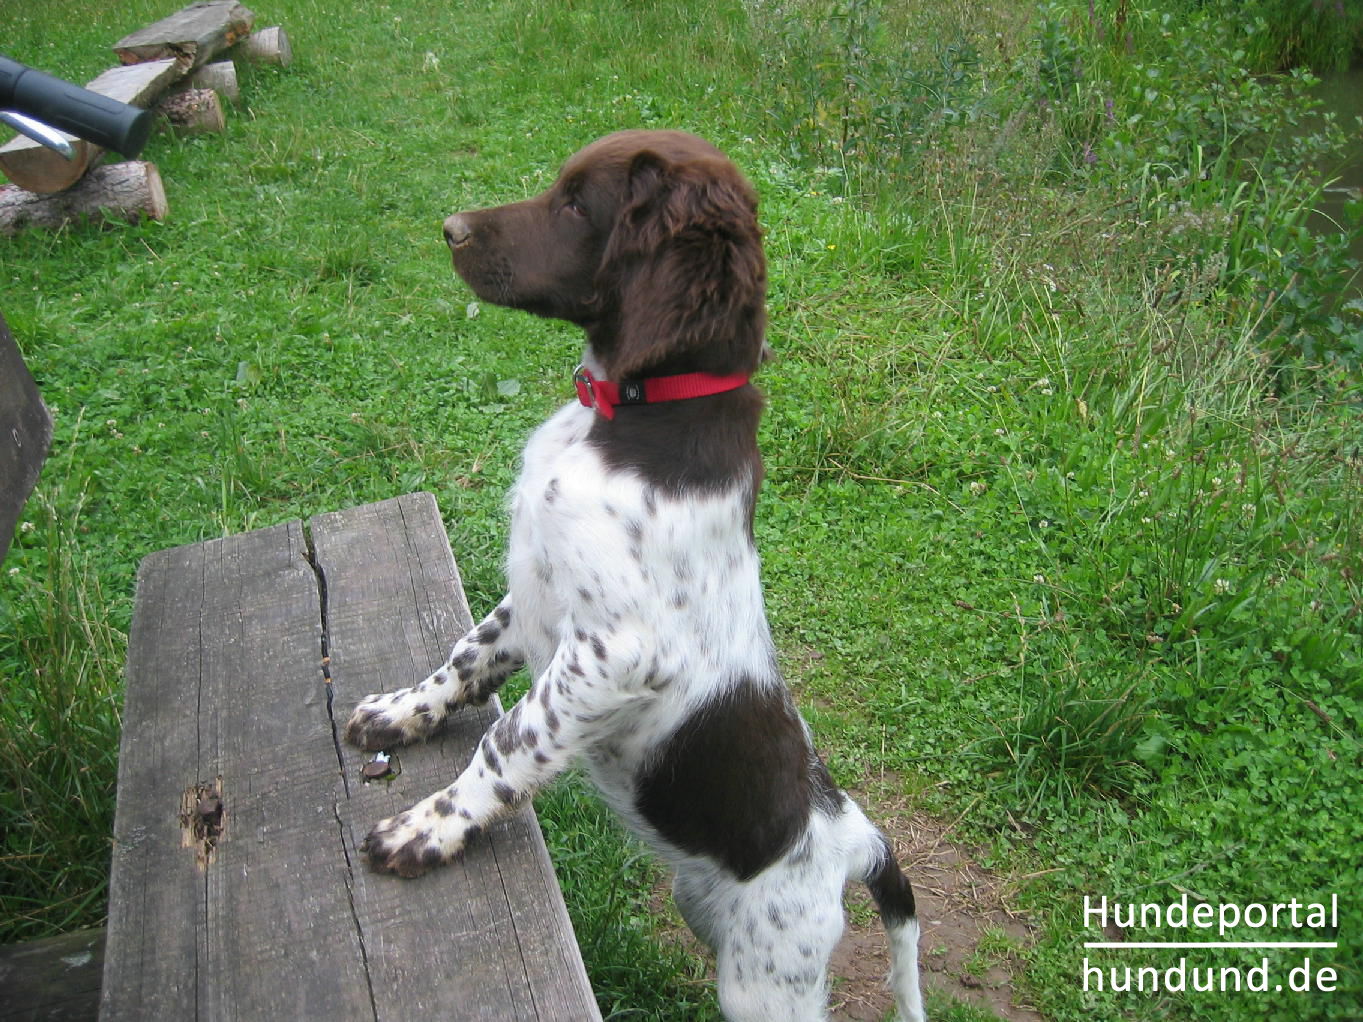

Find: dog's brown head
444;130;766;381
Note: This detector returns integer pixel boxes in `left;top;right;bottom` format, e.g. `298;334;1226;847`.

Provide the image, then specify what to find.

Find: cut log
0;59;181;194
115;1;255;71
159;88;226;134
0;135;96;196
236;25;292;67
0;161;167;235
182;59;240;104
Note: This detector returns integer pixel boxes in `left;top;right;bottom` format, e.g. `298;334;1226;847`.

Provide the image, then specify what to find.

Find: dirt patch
650;789;1044;1021
827;790;1044;1021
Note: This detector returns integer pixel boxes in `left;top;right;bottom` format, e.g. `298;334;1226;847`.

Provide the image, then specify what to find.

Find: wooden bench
100;492;600;1021
0;928;104;1021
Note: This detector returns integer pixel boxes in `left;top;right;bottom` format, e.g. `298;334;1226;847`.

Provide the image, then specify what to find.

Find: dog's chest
505;403;774;695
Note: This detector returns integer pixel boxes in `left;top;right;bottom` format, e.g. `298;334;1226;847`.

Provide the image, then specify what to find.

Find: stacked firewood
0;1;291;234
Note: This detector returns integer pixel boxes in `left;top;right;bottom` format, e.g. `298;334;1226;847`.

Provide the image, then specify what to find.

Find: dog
344;129;926;1022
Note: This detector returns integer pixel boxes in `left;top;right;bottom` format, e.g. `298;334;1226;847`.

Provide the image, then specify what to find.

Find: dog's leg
673;865;720;950
711;863;844;1022
864;837;926;1022
887;918;926;1022
345;595;525;751
357;629;620;876
835;798;927;1022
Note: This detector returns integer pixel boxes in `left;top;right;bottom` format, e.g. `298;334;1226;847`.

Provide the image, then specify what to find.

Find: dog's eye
564;198;588;218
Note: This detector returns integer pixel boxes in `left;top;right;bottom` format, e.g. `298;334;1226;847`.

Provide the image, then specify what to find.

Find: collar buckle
573;364;595;407
573;364;616;419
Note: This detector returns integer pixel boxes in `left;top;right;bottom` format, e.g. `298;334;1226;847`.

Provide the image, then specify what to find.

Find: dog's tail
863;832;927;1022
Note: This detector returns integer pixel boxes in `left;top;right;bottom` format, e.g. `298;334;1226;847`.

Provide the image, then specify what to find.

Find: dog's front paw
344;691;441;751
359;811;463;878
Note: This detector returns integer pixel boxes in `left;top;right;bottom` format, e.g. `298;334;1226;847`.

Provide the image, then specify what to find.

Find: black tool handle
0;54;154;157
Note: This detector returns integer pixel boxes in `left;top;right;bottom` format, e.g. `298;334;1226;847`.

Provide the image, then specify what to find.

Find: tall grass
752;7;1360;1017
1;441;124;940
1206;0;1363;73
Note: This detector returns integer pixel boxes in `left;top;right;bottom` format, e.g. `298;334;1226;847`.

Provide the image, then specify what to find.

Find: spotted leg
344;595;524;752
358;627;620;877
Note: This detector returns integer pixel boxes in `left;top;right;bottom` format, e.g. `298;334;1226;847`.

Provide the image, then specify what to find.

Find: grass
2;0;1361;1019
1;459;123;936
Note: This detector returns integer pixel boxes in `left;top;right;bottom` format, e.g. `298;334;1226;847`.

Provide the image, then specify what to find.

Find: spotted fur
344;130;925;1022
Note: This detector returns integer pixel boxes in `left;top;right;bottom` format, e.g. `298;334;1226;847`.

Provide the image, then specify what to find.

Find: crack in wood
302;520;350;798
333;802;380;1022
309;519;378;1019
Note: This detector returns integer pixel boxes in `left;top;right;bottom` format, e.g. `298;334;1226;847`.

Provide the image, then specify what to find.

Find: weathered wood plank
0;312;51;564
83;60;185;105
101;494;598;1021
114;2;254;70
101;520;375;1020
312;492;600;1022
102;538;211;1020
0;928;104;1022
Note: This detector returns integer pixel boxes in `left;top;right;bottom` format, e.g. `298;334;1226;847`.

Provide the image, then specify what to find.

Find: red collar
573;365;751;420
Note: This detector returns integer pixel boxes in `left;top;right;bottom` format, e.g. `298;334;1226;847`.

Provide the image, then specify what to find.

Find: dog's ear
594;150;766;379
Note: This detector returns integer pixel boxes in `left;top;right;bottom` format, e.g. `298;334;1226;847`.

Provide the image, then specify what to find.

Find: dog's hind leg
672;862;725;950
861;830;926;1022
712;867;844;1022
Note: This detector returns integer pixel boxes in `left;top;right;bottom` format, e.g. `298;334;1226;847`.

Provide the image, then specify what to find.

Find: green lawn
2;1;1360;1020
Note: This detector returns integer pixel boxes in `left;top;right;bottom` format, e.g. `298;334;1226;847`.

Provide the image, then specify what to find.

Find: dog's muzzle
444;214;473;250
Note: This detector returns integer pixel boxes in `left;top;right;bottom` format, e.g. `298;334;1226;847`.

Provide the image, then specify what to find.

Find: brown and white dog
345;130;925;1022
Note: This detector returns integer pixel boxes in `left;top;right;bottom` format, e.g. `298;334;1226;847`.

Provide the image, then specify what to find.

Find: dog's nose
444;214;472;250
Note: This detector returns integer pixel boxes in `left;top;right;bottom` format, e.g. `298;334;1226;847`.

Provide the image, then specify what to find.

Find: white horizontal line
1084;942;1339;950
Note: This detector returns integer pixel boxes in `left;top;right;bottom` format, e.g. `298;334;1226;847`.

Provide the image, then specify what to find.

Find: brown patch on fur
650;791;1044;1021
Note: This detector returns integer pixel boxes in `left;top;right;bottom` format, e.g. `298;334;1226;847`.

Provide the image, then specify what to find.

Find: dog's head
444;130;766;380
